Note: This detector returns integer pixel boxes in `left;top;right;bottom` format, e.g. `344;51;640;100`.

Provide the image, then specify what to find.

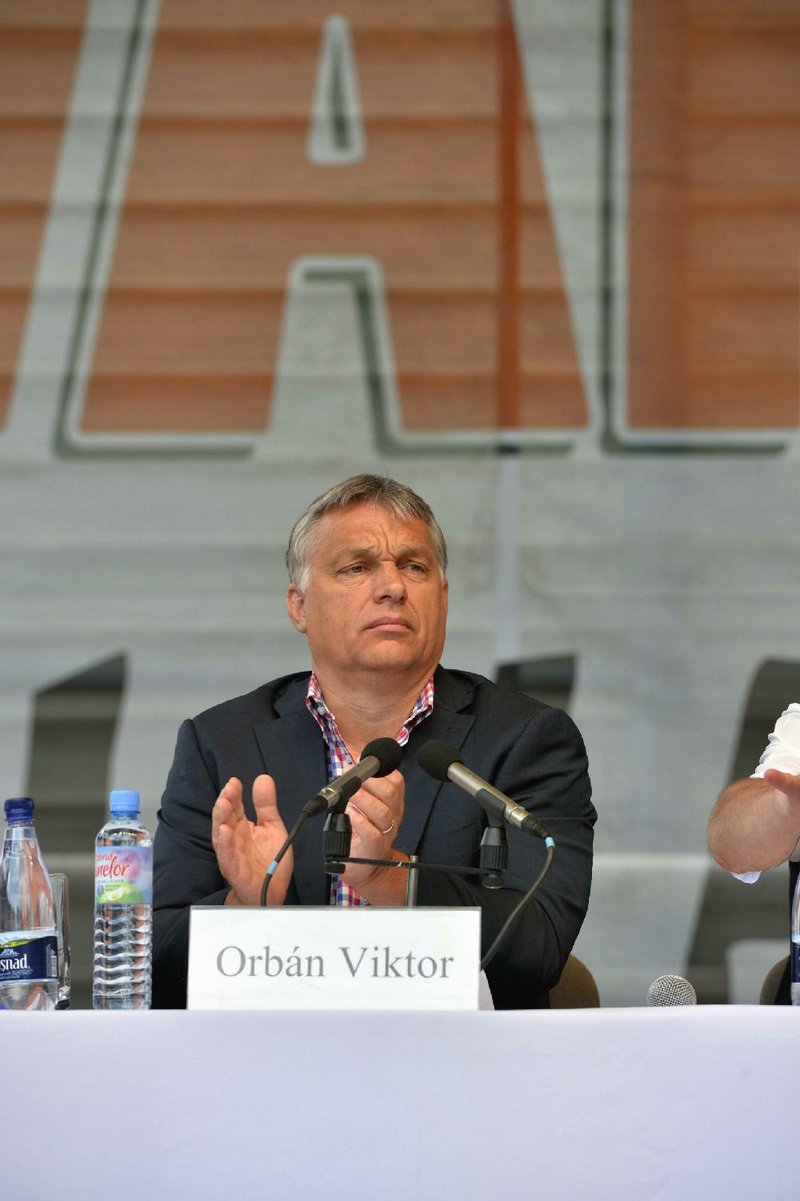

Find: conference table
3;1006;796;1200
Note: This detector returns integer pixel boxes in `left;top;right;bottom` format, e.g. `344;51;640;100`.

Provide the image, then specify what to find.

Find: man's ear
286;585;307;633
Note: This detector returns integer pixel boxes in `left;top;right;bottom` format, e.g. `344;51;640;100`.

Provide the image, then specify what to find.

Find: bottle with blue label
92;789;153;1010
0;797;58;1010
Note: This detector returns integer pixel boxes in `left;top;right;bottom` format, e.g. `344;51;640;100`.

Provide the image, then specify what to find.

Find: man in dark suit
153;474;595;1008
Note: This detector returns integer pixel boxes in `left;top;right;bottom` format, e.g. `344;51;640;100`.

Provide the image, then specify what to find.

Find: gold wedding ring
380;819;396;836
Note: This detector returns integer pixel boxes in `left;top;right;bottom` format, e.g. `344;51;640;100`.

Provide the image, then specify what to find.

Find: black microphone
646;974;697;1006
260;736;403;904
417;740;553;842
303;736;402;818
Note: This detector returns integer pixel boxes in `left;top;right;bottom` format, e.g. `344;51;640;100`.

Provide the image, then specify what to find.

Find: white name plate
187;905;481;1012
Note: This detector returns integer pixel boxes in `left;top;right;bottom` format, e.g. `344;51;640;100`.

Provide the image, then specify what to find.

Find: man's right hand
763;768;800;807
709;770;800;874
211;774;293;906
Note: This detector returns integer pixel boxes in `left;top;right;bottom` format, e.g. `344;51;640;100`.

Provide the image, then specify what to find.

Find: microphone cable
259;807;307;907
479;840;555;973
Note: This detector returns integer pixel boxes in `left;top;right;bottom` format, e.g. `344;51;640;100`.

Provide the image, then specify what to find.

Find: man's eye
405;562;428;575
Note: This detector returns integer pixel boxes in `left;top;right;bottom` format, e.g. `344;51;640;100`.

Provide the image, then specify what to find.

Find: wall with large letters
1;0;799;1005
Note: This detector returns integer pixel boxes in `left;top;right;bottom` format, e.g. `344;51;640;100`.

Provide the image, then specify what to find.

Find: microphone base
480;872;505;890
322;811;352;873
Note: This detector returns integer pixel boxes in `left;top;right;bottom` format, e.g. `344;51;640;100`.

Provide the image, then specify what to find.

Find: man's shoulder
436;666;588;772
436;665;554;721
192;671;311;731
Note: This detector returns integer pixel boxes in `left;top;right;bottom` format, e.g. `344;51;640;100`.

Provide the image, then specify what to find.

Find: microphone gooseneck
417;740;553;843
416;740;556;971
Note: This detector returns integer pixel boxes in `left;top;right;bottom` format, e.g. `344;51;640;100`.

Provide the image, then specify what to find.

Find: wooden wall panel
80;0;588;437
627;0;800;432
156;1;497;34
0;6;86;427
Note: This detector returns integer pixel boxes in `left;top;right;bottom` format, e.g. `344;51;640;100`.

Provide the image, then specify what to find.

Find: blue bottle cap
4;797;34;823
109;789;140;818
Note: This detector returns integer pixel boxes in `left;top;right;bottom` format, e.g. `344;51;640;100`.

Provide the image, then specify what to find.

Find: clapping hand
212;774;293;906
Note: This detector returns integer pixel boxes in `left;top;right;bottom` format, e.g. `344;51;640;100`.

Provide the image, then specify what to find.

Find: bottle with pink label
92;790;152;1010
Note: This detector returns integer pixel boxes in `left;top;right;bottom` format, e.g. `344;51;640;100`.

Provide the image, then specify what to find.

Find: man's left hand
342;770;406;898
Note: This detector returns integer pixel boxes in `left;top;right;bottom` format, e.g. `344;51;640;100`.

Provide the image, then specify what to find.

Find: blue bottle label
95;846;153;905
792;938;800;985
0;933;58;982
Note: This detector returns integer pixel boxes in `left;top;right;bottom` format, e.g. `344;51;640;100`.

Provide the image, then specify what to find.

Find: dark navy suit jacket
153;665;596;1009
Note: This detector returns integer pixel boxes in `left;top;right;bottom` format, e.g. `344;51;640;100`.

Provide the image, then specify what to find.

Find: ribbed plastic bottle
92;790;152;1010
0;797;58;1010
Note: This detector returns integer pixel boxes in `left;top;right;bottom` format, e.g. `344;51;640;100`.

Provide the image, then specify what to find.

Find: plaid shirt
305;672;435;906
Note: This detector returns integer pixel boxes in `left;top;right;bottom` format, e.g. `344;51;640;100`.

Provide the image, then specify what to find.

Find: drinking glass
50;873;71;1009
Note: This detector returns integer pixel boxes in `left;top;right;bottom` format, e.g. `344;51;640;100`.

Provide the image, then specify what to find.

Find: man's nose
374;561;407;600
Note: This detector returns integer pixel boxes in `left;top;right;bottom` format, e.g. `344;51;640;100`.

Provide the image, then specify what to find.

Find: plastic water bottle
0;797;58;1010
93;790;153;1009
787;874;792;1004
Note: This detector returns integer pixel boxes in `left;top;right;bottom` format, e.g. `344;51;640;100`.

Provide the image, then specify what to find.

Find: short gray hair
286;474;448;590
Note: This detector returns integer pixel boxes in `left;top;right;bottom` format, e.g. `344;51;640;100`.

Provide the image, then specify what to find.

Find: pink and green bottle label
94;847;153;905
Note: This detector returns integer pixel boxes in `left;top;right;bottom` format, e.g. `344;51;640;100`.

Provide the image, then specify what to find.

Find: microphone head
360;737;402;777
417;739;463;782
646;974;697;1007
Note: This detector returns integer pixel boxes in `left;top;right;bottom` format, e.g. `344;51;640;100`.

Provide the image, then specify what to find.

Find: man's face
286;502;448;685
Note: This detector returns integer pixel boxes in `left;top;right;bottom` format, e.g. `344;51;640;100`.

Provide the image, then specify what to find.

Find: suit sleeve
152;718;230;1008
414;704;595;1009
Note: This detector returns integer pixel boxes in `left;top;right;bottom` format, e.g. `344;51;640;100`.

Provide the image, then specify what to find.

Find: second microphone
417;740;553;843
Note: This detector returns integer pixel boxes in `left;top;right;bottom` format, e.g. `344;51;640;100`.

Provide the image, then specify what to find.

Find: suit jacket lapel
396;666;476;855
